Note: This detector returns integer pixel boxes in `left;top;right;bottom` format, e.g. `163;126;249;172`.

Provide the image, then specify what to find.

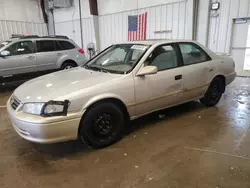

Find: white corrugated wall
0;20;48;41
53;0;96;54
98;0;191;50
0;0;48;41
207;0;250;53
55;18;95;51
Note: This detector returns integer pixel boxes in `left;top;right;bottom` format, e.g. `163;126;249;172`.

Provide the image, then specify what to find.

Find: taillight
78;49;85;54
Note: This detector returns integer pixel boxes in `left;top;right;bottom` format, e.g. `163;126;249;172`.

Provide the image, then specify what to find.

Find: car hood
14;67;123;103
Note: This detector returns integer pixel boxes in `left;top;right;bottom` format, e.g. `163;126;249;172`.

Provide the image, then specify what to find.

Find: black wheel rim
210;82;221;101
91;113;115;139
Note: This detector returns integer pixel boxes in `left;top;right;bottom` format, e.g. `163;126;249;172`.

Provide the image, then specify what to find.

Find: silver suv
0;35;87;85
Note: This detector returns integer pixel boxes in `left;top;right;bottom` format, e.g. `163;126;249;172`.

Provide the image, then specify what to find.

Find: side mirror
0;50;10;57
137;65;158;76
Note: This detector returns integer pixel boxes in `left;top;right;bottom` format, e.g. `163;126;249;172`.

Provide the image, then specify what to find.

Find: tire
200;77;224;107
79;102;125;149
61;61;77;70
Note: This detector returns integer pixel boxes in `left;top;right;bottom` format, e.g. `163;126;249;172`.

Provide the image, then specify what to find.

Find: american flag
128;12;147;41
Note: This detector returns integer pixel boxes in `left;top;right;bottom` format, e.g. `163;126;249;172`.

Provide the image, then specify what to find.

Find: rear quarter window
57;41;75;51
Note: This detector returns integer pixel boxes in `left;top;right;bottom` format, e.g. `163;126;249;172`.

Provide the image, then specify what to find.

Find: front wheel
200;78;224;107
79;102;125;149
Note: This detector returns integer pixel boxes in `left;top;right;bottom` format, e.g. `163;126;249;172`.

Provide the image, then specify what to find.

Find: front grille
10;95;21;110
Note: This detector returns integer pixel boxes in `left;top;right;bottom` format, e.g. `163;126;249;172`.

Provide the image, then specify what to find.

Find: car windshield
84;44;149;74
0;41;11;49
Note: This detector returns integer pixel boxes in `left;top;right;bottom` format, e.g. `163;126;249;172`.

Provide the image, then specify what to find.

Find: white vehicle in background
0;35;87;85
7;40;236;149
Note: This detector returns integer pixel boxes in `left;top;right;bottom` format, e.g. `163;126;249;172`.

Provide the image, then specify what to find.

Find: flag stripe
138;14;141;40
142;14;145;40
143;12;147;40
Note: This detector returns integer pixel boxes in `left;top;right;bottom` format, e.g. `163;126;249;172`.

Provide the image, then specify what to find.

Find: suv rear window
36;40;56;52
56;41;75;50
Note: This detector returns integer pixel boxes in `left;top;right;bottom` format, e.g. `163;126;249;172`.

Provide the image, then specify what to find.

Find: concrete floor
1;77;250;188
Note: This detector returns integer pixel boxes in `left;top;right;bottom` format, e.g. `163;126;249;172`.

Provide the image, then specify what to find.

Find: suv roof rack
43;35;69;39
10;34;69;40
10;34;40;39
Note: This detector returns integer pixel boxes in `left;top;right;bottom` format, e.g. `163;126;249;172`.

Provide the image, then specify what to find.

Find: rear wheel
79;102;125;149
200;77;224;107
61;61;77;70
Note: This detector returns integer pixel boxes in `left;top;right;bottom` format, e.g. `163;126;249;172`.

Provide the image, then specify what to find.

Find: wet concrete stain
1;77;250;187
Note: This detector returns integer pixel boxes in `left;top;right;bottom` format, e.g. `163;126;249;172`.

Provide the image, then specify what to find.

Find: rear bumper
225;72;236;85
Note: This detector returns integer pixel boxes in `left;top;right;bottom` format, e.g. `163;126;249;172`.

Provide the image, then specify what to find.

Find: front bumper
7;99;83;144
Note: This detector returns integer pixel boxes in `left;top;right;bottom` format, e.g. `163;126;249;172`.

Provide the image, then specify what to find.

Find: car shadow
32;101;205;159
125;101;204;135
0;83;21;92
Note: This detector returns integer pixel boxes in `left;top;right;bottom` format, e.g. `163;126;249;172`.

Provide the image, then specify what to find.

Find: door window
179;43;210;65
36;40;56;53
56;41;75;50
148;45;178;71
6;41;34;56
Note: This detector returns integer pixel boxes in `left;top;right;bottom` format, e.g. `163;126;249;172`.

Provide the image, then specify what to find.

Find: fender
81;93;128;112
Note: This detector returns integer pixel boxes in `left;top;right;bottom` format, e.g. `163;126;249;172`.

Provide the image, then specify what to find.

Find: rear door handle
175;75;182;80
58;53;62;56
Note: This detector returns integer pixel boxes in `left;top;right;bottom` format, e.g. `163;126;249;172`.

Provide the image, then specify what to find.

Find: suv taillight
78;49;85;54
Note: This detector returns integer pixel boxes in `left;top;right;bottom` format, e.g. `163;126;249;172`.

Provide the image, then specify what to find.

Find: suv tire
79;102;125;149
61;61;77;70
200;77;224;107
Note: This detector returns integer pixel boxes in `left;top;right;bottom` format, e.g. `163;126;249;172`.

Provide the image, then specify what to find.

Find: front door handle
28;56;35;60
175;75;182;80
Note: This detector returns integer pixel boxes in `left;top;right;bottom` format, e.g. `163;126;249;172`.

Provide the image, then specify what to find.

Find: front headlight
41;100;70;117
22;103;44;115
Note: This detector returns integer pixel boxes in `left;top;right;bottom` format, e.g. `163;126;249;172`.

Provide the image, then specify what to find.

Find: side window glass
58;41;75;50
148;45;178;71
36;40;56;53
6;41;34;56
179;43;209;65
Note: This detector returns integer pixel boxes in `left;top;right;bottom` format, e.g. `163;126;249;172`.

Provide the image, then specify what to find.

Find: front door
134;44;183;117
0;40;37;77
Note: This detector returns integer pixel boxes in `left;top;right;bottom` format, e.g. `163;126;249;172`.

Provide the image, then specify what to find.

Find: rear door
0;40;37;77
35;40;58;71
177;42;212;101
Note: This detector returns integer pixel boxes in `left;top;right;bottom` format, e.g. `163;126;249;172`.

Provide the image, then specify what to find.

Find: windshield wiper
84;65;110;73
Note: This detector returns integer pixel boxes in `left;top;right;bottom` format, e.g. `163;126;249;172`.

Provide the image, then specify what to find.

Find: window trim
146;43;182;72
177;42;212;67
5;40;35;57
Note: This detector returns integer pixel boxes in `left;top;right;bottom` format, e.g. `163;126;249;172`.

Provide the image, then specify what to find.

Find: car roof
120;39;196;45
